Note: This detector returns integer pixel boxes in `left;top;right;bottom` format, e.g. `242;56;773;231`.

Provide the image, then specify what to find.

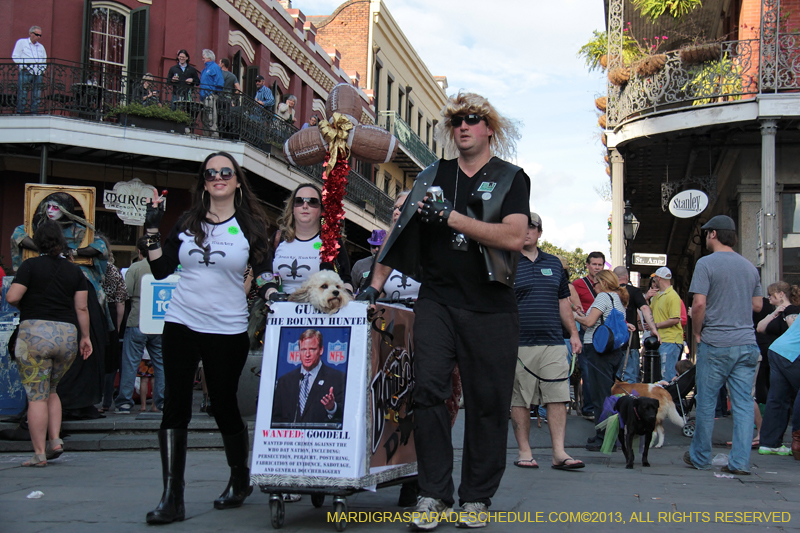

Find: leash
517;357;570;383
621;331;633;379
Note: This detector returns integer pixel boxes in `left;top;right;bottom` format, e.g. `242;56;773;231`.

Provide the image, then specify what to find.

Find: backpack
592;293;629;353
680;300;688;327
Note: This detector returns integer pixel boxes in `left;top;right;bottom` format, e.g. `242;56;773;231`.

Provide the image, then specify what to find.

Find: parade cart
250;301;418;531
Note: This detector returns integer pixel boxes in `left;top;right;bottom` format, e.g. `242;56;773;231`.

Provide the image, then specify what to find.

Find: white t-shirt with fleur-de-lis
384;269;421;300
273;235;322;294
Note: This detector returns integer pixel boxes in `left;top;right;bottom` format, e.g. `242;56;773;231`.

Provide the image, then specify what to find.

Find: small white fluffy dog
289;270;352;314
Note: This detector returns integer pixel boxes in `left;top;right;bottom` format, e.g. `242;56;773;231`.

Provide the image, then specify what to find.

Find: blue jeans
621;348;640;383
660;342;682;381
759;350;800;448
689;342;758;471
17;70;41;113
577;330;595;414
116;327;164;410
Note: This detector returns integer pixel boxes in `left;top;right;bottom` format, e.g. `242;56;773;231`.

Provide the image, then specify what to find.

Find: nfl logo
287;341;300;364
327;341;347;366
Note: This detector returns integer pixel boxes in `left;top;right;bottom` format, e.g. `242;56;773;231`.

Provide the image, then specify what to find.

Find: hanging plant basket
608;66;631;86
635;54;667;77
601;133;607;146
604;154;610;164
680;43;722;65
598;114;607;129
605;165;612;176
599;54;608;69
595;96;607;112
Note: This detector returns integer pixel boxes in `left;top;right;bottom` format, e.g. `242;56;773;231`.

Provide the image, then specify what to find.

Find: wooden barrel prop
350;124;398;164
284;127;327;167
325;83;363;123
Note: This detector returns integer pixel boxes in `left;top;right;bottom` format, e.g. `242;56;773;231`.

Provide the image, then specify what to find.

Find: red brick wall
314;0;370;89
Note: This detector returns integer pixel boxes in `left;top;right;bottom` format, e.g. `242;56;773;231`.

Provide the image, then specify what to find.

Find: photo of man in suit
271;329;346;427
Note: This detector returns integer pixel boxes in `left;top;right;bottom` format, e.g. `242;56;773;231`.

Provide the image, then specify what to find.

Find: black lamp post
623;200;639;266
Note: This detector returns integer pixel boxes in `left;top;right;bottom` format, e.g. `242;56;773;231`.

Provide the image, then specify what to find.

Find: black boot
214;425;253;510
146;429;188;524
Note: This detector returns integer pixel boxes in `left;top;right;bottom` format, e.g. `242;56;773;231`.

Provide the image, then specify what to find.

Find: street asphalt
2;409;798;533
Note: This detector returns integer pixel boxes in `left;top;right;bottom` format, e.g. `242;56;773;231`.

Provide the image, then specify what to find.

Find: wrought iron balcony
611;40;759;125
378;111;437;169
0;58;393;223
606;0;800;128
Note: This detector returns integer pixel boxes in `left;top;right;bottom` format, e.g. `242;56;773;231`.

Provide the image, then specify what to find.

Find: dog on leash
610;381;683;448
615;395;660;469
289;270;352;314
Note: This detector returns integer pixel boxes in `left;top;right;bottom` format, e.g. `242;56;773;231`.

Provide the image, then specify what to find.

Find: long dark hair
34;219;69;256
181;151;270;264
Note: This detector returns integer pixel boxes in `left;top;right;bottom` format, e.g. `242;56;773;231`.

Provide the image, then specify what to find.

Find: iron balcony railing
378;111;437;168
0;58;393;223
612;39;760;125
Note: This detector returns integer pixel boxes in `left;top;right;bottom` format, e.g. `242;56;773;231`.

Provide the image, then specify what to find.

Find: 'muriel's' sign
669;189;708;219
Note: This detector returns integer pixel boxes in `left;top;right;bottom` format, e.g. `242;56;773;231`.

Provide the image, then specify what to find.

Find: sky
297;0;610;256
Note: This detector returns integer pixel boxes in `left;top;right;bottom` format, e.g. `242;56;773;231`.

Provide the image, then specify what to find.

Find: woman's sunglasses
204;167;235;181
294;197;321;207
450;114;485;128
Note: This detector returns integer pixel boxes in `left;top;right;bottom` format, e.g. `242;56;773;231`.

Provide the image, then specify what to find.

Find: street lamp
623;200;640;241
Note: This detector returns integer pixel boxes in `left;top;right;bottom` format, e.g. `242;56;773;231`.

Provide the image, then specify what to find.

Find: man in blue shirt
254;75;275;110
510;213;584;470
199;49;224;137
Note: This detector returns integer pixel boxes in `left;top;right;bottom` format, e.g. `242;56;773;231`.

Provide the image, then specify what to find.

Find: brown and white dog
610;381;683;448
289;270;352;314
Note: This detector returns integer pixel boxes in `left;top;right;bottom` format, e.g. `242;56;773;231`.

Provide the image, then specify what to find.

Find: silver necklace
454;165;459;209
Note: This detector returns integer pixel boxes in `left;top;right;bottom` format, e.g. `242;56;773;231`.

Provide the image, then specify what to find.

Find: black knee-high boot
214;425;253;509
147;429;188;524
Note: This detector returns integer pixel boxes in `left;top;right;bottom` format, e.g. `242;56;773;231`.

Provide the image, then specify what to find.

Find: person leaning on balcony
254;75;274;111
167;49;199;106
199;50;224;138
12;25;47;114
134;73;161;107
277;94;296;125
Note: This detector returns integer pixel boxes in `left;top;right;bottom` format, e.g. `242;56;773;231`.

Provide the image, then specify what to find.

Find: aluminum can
426;186;444;203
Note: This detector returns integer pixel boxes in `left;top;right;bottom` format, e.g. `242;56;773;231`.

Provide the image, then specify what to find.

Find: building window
90;3;129;84
432;119;438;154
383;174;391;194
426;120;431;146
782;192;800;285
373;60;381;114
386;76;393;112
398;88;404;118
418;111;423;136
407;100;413;125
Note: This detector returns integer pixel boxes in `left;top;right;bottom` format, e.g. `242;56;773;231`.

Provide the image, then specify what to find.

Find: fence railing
378;111;437;168
612;40;760;125
0;58;393;223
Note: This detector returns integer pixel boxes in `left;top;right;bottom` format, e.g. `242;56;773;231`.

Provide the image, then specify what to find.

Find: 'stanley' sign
669;189;708;218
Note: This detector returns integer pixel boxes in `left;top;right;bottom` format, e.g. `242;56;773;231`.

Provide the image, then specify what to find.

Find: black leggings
160;322;249;435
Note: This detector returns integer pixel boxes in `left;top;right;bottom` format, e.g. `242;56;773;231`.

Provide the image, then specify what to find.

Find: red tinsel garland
319;153;350;264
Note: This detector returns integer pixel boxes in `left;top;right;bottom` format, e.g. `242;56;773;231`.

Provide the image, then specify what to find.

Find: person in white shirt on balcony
12;25;47;114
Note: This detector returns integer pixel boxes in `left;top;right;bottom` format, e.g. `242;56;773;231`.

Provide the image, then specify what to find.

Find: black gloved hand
144;198;165;232
268;292;289;303
355;286;380;305
419;197;453;224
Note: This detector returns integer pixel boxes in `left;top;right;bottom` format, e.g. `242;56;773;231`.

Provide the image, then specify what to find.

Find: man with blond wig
358;92;530;529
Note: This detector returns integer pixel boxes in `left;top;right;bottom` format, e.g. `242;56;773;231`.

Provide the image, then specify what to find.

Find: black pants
585;343;624;433
412;299;519;508
160;322;249;436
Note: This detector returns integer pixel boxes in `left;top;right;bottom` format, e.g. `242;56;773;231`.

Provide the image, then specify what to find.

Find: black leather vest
378;157;529;288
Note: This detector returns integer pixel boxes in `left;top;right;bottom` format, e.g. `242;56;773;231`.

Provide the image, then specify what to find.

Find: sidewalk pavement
2;412;798;532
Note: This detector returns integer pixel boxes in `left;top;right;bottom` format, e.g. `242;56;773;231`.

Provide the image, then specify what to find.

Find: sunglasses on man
31;32;42;37
294;197;321;207
450;114;485;128
203;167;235;181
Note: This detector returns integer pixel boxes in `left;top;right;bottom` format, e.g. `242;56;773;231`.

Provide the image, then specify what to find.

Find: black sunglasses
529;223;539;229
451;114;485;128
294;197;321;207
32;32;42;37
203;167;235;181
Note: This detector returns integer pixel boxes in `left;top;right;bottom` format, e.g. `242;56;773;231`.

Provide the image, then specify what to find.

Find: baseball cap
654;267;672;280
367;229;386;246
701;215;736;231
254;75;265;81
529;212;542;230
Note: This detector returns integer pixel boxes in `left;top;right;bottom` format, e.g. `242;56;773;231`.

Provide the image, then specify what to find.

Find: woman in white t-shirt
143;151;277;523
273;183;353;295
575;269;631;449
